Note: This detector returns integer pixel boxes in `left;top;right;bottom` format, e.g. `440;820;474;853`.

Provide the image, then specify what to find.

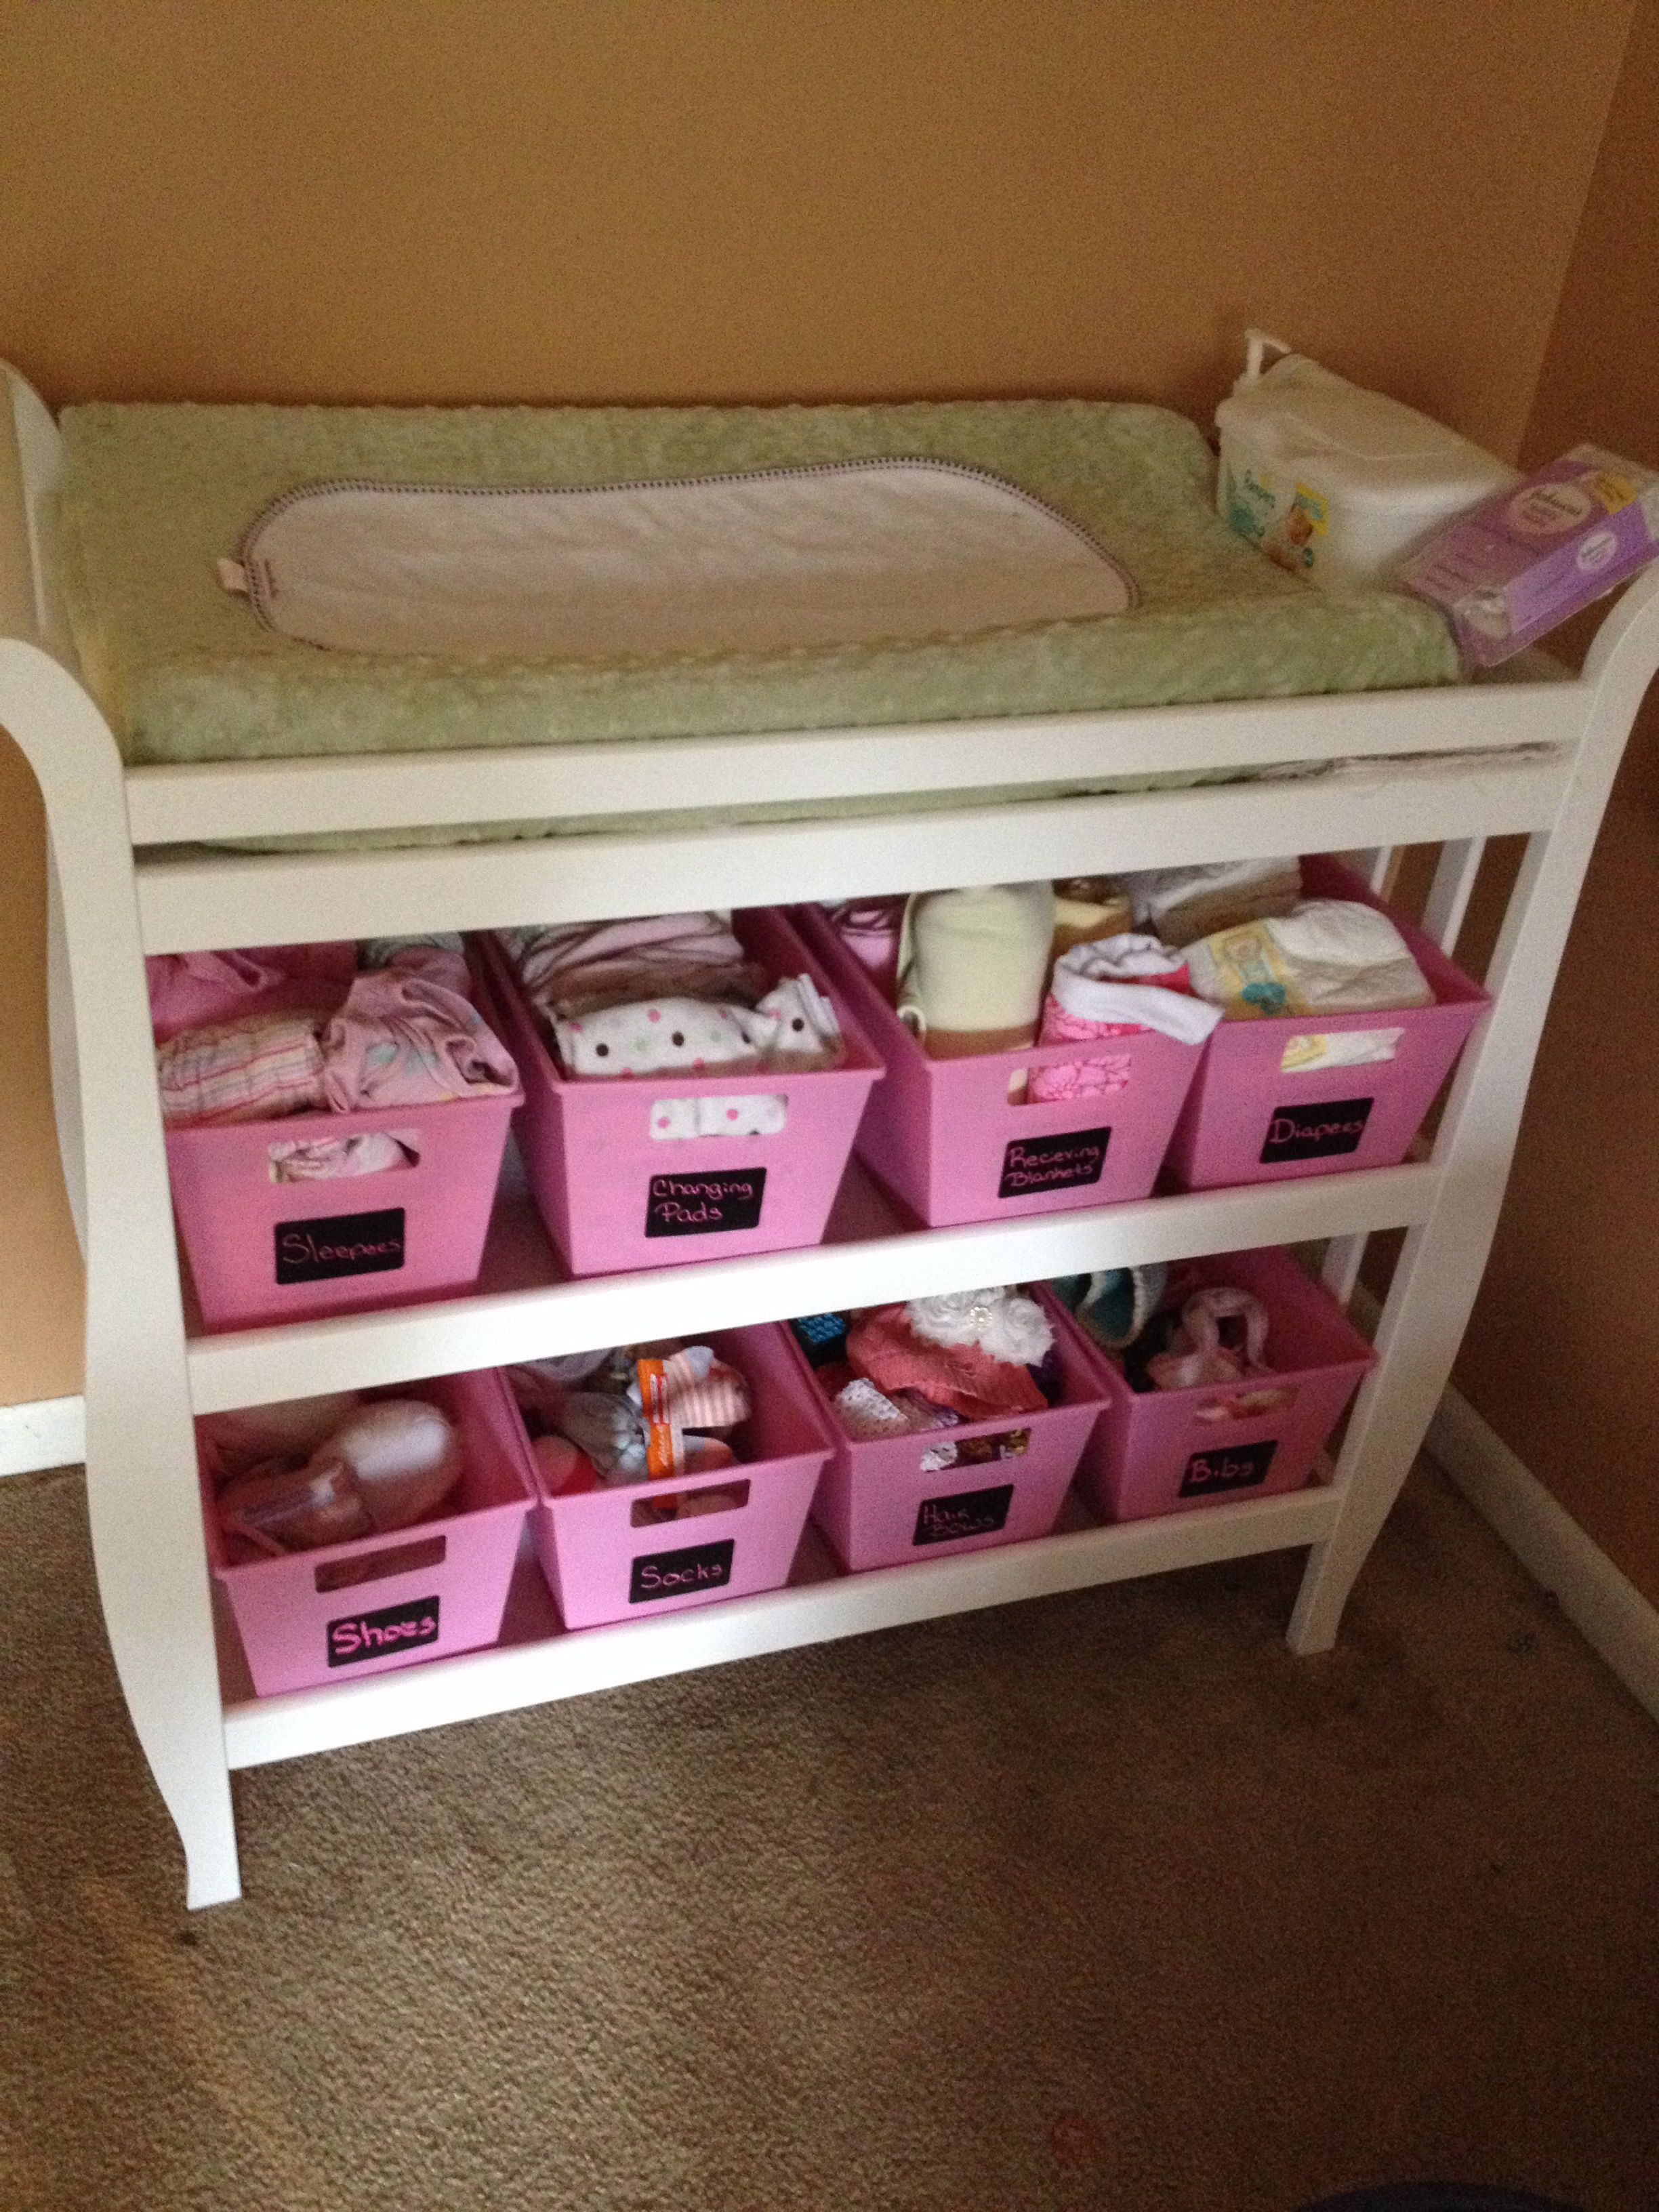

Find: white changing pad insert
226;459;1137;659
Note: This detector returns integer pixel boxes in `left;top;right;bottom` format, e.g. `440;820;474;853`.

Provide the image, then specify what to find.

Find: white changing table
4;363;1655;1909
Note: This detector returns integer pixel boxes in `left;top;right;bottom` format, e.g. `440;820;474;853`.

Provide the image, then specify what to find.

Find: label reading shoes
326;1593;441;1666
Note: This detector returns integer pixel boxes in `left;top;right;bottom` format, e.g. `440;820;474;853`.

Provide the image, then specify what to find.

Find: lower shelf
219;1475;1340;1771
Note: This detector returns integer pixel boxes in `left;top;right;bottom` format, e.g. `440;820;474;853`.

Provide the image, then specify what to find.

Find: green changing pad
56;398;1460;786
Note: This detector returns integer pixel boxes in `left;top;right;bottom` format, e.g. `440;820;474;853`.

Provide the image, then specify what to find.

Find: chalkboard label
1179;1439;1278;1500
326;1593;441;1667
644;1168;766;1238
1259;1097;1374;1164
913;1481;1015;1547
630;1538;736;1602
276;1206;405;1284
999;1126;1109;1200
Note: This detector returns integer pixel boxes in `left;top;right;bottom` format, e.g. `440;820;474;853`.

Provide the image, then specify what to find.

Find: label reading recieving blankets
1259;1098;1374;1164
229;460;1137;661
644;1170;766;1237
999;1128;1109;1198
274;1206;406;1283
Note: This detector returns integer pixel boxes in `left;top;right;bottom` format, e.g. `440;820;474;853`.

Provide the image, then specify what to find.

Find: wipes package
1399;445;1659;665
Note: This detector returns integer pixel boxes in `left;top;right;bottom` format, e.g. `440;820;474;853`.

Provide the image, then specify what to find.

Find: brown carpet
2;1460;1657;2212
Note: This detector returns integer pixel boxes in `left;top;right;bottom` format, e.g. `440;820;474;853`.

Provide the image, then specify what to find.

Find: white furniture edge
5;359;1658;1907
1427;1385;1659;1728
0;1393;85;1477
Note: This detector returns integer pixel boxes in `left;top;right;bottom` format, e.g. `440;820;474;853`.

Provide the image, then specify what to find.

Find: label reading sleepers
275;1206;406;1284
999;1127;1109;1199
630;1538;736;1602
913;1482;1015;1547
1178;1439;1278;1500
644;1169;766;1237
326;1593;441;1666
1259;1097;1374;1164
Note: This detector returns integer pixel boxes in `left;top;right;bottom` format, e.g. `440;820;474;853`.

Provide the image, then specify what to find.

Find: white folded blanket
221;459;1136;660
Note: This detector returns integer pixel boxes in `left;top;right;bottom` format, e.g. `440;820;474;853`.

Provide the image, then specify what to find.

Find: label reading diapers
1179;1440;1278;1500
1259;1097;1374;1165
913;1481;1015;1547
644;1169;766;1238
275;1206;406;1284
630;1538;736;1602
326;1593;441;1666
999;1128;1109;1200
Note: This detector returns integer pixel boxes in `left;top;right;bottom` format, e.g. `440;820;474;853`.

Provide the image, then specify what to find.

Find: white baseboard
1427;1385;1659;1727
0;1393;85;1477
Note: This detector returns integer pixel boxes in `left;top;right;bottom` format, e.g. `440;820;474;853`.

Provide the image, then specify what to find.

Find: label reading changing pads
999;1128;1109;1199
275;1207;406;1283
644;1170;766;1237
1258;1098;1374;1164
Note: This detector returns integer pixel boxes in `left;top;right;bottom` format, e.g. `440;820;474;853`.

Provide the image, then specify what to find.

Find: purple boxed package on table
1399;444;1659;666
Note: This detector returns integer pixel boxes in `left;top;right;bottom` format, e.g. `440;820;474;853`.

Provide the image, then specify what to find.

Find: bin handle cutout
1191;1386;1298;1425
270;1130;421;1182
1279;1030;1402;1073
313;1531;447;1592
649;1095;787;1141
1010;1052;1132;1105
630;1478;752;1526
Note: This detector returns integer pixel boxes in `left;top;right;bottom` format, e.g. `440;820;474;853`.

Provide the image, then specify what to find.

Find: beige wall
1454;0;1659;1604
0;0;1641;1408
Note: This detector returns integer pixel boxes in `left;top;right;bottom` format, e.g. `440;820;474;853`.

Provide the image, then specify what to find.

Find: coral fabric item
847;1305;1048;1420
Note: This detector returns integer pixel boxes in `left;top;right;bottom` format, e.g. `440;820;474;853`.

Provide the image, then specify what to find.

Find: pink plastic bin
478;910;882;1277
1162;856;1489;1191
167;1082;519;1332
784;1288;1108;1572
791;904;1206;1228
523;1325;834;1629
202;1369;535;1697
1069;1248;1376;1522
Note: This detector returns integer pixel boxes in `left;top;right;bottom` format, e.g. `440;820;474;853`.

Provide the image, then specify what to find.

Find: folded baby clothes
1051;878;1134;957
1185;901;1433;1020
1028;936;1224;1103
1117;857;1302;945
506;912;768;1020
555;977;841;1080
847;1303;1049;1421
362;933;465;967
268;1132;417;1181
147;943;357;1044
897;882;1057;1059
321;961;519;1109
751;975;844;1071
823;898;905;994
159;1012;327;1126
555;996;766;1078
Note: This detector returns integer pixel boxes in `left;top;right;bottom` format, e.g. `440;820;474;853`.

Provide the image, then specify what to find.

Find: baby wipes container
1215;331;1516;589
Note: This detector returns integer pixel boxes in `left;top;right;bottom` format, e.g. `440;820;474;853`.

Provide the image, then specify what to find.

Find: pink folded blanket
321;954;519;1111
